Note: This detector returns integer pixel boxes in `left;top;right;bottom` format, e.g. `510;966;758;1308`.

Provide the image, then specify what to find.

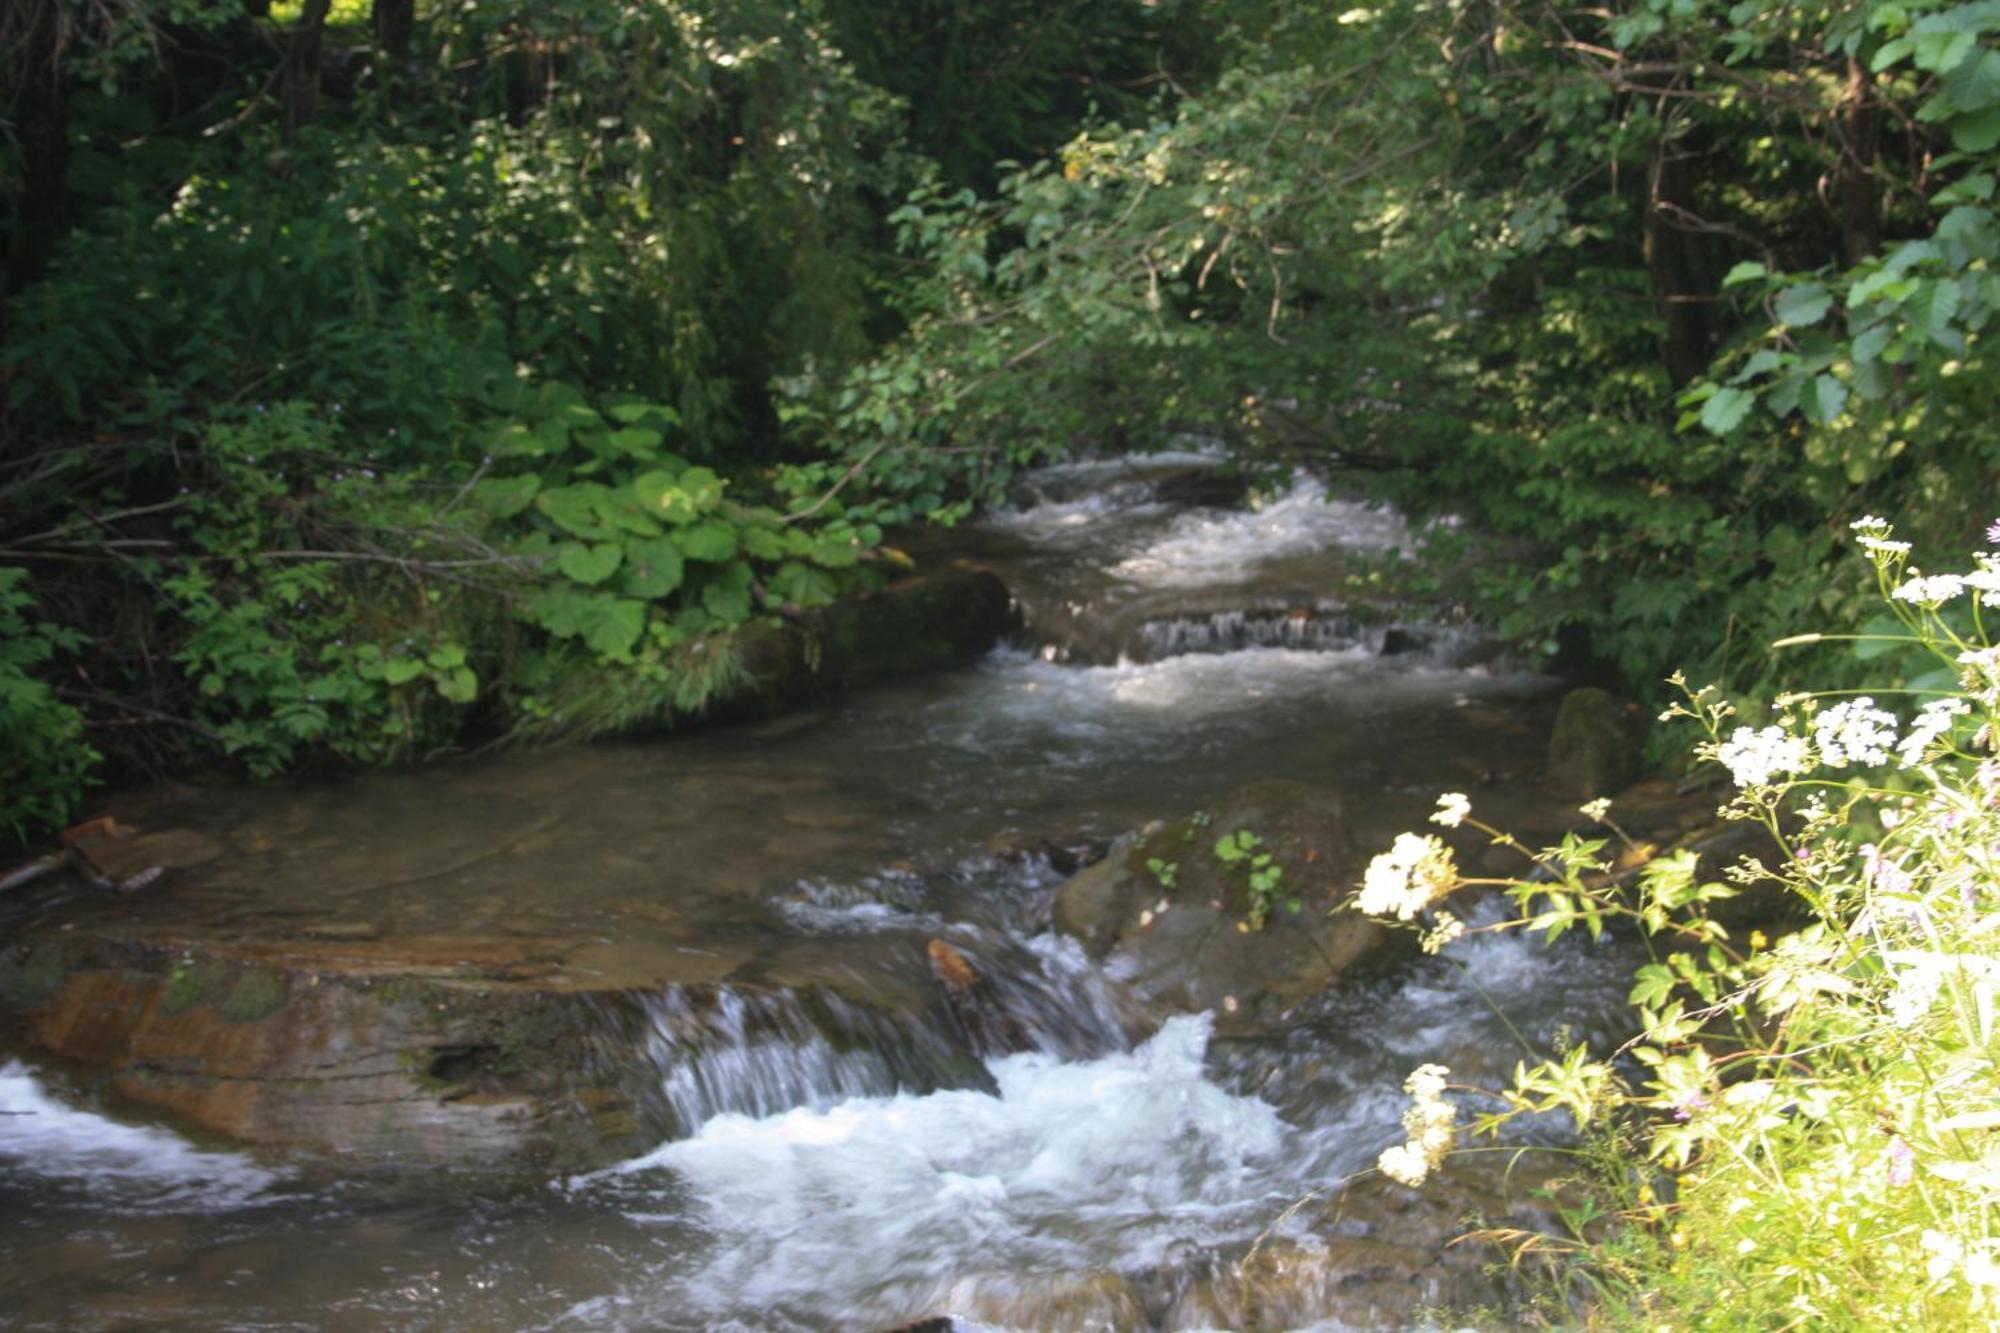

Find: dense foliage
6;0;2000;844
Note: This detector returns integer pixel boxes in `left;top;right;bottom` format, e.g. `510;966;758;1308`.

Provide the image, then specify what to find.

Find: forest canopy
5;0;1999;839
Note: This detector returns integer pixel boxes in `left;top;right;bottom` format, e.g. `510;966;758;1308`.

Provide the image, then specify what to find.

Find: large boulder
1543;686;1646;800
1052;780;1399;1034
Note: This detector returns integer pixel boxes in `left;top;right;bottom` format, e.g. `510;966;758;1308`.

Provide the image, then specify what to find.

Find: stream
0;456;1638;1331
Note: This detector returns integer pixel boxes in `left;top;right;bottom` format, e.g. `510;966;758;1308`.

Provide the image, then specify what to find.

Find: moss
0;941;73;1008
216;967;288;1022
159;957;233;1015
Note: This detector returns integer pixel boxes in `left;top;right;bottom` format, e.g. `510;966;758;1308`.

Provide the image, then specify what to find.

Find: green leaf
620;538;686;598
558;542;624;585
382;657;425;686
1699;386;1755;434
677;518;740;562
1721;260;1768;288
769;560;838;607
470;474;540;518
435;666;478;704
1774;282;1833;327
536;484;614;539
1802;374;1848;424
579;596;646;658
607;426;663;456
1953;105;2000;151
699;561;755;622
633;465;722;524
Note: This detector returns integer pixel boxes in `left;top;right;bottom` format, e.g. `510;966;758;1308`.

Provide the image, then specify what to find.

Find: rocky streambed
0;456;1741;1330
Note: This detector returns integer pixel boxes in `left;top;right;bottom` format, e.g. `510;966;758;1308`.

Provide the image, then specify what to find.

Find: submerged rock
1052;780;1397;1034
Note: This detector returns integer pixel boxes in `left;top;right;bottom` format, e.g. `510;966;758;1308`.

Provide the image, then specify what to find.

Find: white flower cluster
1430;792;1470;828
1419;909;1464;955
1893;573;1967;605
1814;698;1899;768
1889;954;1946;1028
1924;1229;2000;1303
1897;697;1971;766
1715;724;1810;788
1377;1063;1456;1187
1850;515;1911;555
1357;833;1458;919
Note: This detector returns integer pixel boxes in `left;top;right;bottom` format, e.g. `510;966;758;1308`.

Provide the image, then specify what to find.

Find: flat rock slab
0;570;1023;1166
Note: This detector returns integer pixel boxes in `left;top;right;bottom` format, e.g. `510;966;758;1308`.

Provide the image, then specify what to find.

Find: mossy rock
1544;687;1645;800
1052;780;1401;1034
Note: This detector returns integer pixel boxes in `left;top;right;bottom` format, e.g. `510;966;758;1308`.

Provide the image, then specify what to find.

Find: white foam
593;1015;1292;1312
0;1060;280;1209
1114;476;1409;586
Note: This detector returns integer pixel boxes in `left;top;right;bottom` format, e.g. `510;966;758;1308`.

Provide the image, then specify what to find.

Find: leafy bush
0;569;97;839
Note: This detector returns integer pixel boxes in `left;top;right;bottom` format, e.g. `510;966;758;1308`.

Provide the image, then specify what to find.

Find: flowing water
0;459;1637;1330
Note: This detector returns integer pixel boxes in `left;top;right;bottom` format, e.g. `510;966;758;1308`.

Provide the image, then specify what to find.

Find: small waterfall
618;927;1136;1141
1135;607;1365;658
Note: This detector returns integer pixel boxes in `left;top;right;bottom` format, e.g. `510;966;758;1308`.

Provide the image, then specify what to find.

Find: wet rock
1052;780;1397;1034
721;568;1018;721
1166;1157;1568;1329
1544;686;1646;800
0;940;641;1168
926;938;980;992
65;827;225;887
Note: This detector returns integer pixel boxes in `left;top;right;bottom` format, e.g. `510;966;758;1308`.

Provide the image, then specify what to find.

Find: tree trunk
1838;55;1882;267
373;0;413;102
1645;144;1715;386
4;0;71;296
283;0;335;138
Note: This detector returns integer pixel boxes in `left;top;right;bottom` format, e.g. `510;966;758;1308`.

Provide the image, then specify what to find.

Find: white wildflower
1966;557;2000;607
1851;515;1910;554
1579;797;1612;821
1714;724;1810;788
1420;910;1464;954
1893;573;1967;605
1896;697;1970;765
1814;698;1899;768
1356;832;1458;919
1377;1063;1456;1187
1430;792;1471;828
1889;955;1945;1028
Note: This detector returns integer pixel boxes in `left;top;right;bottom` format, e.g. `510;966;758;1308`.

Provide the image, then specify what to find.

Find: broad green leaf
739;525;791;560
1774;282;1833;327
1699;386;1755;434
678;518;739;562
579;596;646;658
382;657;425;686
1721;260;1768;288
470;474;540;519
769;560;838;607
607;426;663;456
620;537;685;598
1954;105;2000;151
699;561;755;622
536;484;614;539
558;542;624;585
1803;374;1848;424
435;666;478;704
1910;277;1963;339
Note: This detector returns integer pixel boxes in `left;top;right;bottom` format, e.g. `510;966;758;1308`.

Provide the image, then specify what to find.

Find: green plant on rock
1214;827;1293;930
